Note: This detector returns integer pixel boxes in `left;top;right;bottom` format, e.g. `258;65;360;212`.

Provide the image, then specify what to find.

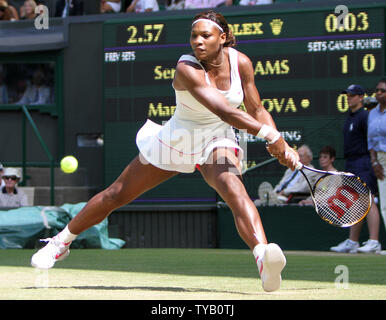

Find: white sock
253;243;267;262
57;225;78;244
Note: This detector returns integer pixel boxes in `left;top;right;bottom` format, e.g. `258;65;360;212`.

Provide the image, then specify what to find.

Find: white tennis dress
136;47;244;173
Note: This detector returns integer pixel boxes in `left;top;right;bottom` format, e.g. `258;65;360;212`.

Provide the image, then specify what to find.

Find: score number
325;11;369;33
126;24;164;44
339;53;377;74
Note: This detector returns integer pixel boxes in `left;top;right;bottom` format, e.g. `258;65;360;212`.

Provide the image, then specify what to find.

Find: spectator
15;69;51;105
8;78;28;104
55;0;84;17
239;0;272;6
165;0;185;10
0;168;28;208
298;146;337;206
0;0;19;21
126;0;158;12
330;84;382;254
0;163;4;189
253;144;317;206
0;70;8;104
214;0;232;7
19;0;37;20
363;96;378;111
273;144;318;201
317;145;337;172
101;0;121;13
368;78;386;232
184;0;214;9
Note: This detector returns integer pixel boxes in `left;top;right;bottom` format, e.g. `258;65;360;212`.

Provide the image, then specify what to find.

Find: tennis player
31;10;299;292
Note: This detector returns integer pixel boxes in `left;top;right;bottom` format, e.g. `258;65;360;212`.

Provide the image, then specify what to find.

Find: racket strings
312;175;371;227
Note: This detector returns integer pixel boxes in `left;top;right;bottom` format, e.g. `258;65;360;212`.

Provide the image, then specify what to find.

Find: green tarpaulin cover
0;202;125;249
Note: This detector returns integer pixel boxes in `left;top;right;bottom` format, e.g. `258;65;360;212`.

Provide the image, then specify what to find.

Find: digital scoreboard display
102;6;384;204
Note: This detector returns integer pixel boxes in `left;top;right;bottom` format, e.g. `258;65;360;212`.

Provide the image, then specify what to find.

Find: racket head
311;173;372;227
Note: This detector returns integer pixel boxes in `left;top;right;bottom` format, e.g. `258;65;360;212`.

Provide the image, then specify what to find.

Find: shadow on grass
23;285;256;296
2;248;385;286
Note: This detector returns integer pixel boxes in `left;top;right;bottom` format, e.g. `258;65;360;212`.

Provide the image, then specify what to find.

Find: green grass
0;249;385;300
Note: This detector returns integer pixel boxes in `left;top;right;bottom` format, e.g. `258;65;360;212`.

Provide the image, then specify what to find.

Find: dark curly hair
192;10;236;48
319;145;336;159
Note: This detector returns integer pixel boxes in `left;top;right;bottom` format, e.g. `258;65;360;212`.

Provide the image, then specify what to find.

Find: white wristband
257;124;281;144
267;130;281;144
257;124;271;139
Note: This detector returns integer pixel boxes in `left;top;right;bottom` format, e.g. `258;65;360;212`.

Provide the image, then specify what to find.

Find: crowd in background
0;63;54;105
0;0;303;21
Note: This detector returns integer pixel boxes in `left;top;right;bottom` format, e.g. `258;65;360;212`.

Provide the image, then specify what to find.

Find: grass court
0;248;385;300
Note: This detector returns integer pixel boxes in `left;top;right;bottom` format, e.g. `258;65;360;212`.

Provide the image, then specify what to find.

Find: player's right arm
174;60;264;136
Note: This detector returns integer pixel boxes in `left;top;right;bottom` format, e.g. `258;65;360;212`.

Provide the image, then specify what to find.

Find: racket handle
296;162;304;170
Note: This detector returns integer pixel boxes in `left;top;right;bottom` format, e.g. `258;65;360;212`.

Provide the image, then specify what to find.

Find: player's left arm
238;51;299;165
238;52;276;128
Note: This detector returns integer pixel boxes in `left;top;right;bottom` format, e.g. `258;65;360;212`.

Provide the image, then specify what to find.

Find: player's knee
102;183;131;207
219;177;245;201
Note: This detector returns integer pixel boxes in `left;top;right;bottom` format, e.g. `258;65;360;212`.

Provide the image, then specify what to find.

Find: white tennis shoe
330;239;359;253
357;239;382;254
31;237;71;269
256;243;286;292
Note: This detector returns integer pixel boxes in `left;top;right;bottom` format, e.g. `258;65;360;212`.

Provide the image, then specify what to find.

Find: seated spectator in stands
239;0;272;6
184;0;215;9
55;0;84;17
126;0;158;12
317;145;337;172
215;0;233;8
253;145;317;206
0;0;19;20
0;70;8;104
19;0;37;20
101;0;121;13
8;78;27;104
273;144;318;202
298;146;337;206
15;69;51;105
0;163;4;189
0;168;28;208
165;0;185;10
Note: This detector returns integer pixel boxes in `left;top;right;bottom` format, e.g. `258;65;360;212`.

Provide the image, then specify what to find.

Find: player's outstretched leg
31;155;178;269
199;148;286;292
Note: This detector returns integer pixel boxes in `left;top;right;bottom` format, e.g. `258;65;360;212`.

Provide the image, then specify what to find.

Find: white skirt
136;119;244;173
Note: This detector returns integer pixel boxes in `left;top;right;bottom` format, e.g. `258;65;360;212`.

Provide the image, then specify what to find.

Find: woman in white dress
31;10;299;292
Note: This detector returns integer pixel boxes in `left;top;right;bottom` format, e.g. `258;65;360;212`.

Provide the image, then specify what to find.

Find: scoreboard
102;5;384;204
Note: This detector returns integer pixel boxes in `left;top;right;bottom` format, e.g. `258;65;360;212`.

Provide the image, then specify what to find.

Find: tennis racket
242;158;277;174
295;163;372;227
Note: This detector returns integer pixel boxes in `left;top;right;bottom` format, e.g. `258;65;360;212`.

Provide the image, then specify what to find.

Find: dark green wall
62;21;104;188
218;206;386;251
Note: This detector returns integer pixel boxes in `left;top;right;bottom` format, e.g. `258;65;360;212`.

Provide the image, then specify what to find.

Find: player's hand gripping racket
296;162;372;227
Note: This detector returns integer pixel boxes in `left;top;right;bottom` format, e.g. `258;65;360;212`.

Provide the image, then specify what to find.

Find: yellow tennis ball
60;156;78;174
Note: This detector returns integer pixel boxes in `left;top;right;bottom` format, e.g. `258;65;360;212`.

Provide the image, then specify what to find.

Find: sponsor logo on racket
327;186;359;219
